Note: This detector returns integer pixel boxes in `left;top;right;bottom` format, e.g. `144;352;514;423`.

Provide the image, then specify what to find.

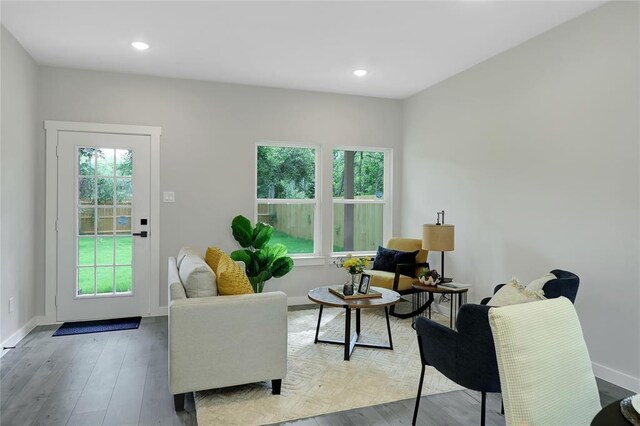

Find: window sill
291;256;327;267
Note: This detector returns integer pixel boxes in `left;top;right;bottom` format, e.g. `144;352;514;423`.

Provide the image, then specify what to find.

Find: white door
57;131;151;321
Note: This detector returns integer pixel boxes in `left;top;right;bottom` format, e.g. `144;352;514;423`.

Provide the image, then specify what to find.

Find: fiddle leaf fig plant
230;215;294;293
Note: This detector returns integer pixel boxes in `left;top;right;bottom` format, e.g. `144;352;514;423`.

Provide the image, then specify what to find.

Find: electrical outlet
9;297;14;314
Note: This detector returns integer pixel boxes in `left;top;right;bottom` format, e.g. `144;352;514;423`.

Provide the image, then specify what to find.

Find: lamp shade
422;224;455;252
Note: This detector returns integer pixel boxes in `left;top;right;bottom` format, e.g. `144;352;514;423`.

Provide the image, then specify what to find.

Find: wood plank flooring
1;314;634;426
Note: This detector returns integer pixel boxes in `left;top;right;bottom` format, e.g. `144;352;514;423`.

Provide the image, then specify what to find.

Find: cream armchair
168;256;288;411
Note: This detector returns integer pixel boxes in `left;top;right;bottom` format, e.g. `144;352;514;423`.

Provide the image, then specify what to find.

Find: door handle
132;231;148;238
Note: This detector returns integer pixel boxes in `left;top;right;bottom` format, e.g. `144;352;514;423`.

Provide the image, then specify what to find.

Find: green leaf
255;249;270;269
266;243;288;261
271;256;294;278
231;215;253;248
252;222;273;249
230;249;251;265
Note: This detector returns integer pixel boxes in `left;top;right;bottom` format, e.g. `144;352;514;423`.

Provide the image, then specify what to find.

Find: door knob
133;231;148;238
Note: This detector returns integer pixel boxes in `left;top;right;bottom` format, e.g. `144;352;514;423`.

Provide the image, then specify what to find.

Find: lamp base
439;277;453;284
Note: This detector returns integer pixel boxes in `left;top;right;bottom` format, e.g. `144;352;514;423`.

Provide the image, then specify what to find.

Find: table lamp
422;210;455;283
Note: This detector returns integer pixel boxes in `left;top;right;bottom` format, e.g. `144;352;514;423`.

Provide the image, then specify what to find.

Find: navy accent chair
479;269;580;305
412;269;579;426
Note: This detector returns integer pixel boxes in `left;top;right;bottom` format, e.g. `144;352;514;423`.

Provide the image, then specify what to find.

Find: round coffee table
308;286;401;361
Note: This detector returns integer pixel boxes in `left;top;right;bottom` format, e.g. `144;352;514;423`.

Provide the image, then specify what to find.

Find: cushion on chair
205;246;226;275
216;253;255;295
488;298;601;426
525;272;556;294
367;269;415;292
177;246;200;269
372;246;419;277
487;279;545;306
178;255;218;298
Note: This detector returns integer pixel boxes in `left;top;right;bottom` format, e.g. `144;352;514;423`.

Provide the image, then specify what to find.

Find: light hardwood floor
1;314;633;426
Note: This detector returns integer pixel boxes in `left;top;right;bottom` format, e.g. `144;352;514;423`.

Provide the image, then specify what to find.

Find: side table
411;283;469;329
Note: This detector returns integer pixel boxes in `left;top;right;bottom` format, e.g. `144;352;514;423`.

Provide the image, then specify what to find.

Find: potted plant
229;215;294;293
418;268;441;286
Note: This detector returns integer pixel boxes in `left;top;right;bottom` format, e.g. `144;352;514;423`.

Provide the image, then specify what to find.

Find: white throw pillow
525;273;556;296
177;246;200;269
488;278;545;306
178;254;218;298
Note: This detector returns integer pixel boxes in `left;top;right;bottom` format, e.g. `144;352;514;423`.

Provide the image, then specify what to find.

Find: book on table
329;286;383;300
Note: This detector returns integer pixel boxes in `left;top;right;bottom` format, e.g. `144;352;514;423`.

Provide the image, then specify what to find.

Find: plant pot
419;276;436;287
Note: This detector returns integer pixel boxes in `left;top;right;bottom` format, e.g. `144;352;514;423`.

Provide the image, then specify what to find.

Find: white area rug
195;307;462;425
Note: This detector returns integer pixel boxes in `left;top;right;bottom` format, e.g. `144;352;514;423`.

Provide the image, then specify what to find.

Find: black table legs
314;306;394;361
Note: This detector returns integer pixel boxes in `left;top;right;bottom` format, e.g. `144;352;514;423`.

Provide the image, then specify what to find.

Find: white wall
37;67;403;309
402;2;640;390
1;26;40;344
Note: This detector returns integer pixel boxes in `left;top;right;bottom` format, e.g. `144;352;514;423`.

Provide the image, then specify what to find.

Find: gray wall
401;2;639;389
37;67;403;309
1;26;40;343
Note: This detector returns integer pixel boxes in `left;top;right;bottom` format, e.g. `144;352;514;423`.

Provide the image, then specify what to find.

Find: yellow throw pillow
216;253;254;295
205;247;225;275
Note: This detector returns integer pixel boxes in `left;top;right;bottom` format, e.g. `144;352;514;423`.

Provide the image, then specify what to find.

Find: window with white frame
332;148;391;255
256;144;319;256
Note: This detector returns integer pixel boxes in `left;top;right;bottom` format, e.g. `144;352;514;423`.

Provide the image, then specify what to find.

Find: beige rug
195;307;462;425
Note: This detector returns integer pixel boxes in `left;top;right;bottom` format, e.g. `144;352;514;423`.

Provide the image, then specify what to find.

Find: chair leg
480;391;486;426
412;365;426;426
501;397;504;415
173;393;185;411
272;379;282;395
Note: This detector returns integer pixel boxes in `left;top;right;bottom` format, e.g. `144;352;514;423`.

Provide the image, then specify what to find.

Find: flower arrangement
335;254;368;275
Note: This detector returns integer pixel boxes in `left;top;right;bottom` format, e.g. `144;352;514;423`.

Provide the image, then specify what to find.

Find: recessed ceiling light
353;69;368;77
131;41;150;51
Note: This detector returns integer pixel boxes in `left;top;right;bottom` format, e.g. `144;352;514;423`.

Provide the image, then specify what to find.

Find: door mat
52;316;141;336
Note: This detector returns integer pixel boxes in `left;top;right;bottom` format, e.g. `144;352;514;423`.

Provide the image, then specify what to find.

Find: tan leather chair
368;238;429;318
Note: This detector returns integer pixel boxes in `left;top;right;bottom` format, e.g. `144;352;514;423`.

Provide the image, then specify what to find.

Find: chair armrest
169;291;287;394
480;297;491;305
415;317;458;379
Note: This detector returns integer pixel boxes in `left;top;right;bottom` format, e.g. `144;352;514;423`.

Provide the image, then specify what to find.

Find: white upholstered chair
488;297;601;425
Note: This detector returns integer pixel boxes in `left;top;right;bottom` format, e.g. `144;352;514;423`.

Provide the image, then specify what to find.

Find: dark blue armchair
412;269;580;426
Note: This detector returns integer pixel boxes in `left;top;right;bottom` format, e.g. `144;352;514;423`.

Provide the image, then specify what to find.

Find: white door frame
44;121;162;323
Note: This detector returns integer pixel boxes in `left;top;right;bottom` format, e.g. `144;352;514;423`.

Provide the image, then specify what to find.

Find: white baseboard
151;306;168;316
0;316;43;358
592;361;640;393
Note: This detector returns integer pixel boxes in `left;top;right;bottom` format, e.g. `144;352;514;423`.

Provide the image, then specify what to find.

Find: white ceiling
1;1;604;99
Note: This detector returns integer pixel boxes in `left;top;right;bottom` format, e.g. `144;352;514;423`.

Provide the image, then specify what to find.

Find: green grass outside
270;230;314;254
78;236;132;295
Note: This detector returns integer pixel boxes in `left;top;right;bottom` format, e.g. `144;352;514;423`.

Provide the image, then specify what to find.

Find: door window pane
78;267;95;296
115;208;132;234
257;203;314;254
78;238;95;266
97;178;114;205
115;266;132;293
116;178;132;205
79;208;95;235
79;149;96;175
116;149;132;177
79;178;96;204
96;237;114;265
97;207;114;235
96;149;115;176
333;204;383;252
115;236;132;265
96;267;114;294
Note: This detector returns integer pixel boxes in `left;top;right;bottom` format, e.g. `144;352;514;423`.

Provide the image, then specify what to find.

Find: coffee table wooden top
308;286;400;309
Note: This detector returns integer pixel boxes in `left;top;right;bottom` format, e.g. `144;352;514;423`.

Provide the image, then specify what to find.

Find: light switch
163;191;175;203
